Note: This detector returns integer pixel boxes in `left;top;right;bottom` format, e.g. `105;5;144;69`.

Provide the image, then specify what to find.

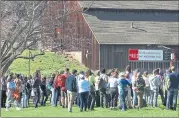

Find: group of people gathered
1;65;179;112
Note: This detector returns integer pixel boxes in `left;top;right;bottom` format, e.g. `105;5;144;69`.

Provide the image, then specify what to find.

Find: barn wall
100;44;179;73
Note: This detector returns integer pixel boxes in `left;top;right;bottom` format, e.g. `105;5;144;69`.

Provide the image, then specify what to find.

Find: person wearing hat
118;72;130;111
149;69;161;108
132;72;145;108
166;66;179;111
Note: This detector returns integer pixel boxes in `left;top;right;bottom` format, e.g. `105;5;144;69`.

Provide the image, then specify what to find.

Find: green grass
1;105;178;117
8;50;87;76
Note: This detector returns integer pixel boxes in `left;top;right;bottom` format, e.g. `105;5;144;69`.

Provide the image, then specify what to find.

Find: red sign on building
128;49;139;60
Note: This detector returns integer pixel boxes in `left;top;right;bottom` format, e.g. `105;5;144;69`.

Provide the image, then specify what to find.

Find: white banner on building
138;50;163;61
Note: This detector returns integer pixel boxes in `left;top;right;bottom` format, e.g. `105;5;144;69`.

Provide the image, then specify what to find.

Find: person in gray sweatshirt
149;69;161;107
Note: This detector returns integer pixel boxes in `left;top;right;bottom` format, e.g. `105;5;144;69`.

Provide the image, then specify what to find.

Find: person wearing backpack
57;70;68;108
166;66;179;111
98;68;108;108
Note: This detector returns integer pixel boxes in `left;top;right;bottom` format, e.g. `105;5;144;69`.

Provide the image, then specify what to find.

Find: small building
80;1;179;72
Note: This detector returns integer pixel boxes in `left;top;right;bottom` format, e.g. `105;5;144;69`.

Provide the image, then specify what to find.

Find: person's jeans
51;88;57;106
99;88;107;108
88;91;96;110
21;93;28;108
126;87;132;108
109;87;118;108
143;87;150;104
1;90;7;108
95;90;100;107
166;88;178;110
164;90;167;106
150;90;158;107
34;89;40;108
133;90;138;107
159;87;165;105
79;91;89;111
76;93;80;107
55;87;61;106
136;91;144;108
67;90;76;112
119;90;128;110
40;90;48;106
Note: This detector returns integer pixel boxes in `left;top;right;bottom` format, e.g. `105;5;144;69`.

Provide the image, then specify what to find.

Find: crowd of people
1;65;179;112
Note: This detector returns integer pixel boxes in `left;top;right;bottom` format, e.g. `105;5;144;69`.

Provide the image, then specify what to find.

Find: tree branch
16;51;45;59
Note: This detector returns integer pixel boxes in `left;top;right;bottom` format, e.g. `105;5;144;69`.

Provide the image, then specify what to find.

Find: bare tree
41;1;93;53
0;1;47;75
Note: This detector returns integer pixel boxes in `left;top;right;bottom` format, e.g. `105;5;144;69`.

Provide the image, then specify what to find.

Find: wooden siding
100;44;179;73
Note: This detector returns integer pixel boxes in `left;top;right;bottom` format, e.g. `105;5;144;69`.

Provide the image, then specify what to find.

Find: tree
0;1;47;76
40;1;93;53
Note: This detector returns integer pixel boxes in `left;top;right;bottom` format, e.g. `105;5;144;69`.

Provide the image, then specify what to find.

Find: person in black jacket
65;69;78;112
40;76;48;106
32;70;41;108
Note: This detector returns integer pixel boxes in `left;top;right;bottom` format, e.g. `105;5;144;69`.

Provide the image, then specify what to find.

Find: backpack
98;75;106;89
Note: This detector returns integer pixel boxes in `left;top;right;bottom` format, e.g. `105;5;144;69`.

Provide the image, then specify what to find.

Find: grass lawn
1;105;178;117
8;50;87;76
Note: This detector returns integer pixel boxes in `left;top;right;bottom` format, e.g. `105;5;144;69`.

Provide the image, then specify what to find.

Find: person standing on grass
65;69;78;112
40;76;48;106
94;70;100;107
125;65;133;109
32;70;41;108
118;72;130;111
78;72;90;112
1;76;7;108
132;72;145;109
21;77;28;108
26;75;32;107
143;71;150;105
53;71;61;107
87;70;96;110
166;66;179;111
108;70;118;110
149;69;161;108
6;73;21;111
57;70;68;108
163;69;172;106
49;73;57;107
98;68;108;108
156;68;165;106
132;69;139;107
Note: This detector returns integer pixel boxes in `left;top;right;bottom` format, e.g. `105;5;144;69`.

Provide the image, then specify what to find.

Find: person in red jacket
57;70;68;108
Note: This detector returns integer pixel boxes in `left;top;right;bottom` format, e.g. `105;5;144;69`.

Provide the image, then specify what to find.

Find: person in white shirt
78;74;90;112
143;71;150;105
108;71;118;110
